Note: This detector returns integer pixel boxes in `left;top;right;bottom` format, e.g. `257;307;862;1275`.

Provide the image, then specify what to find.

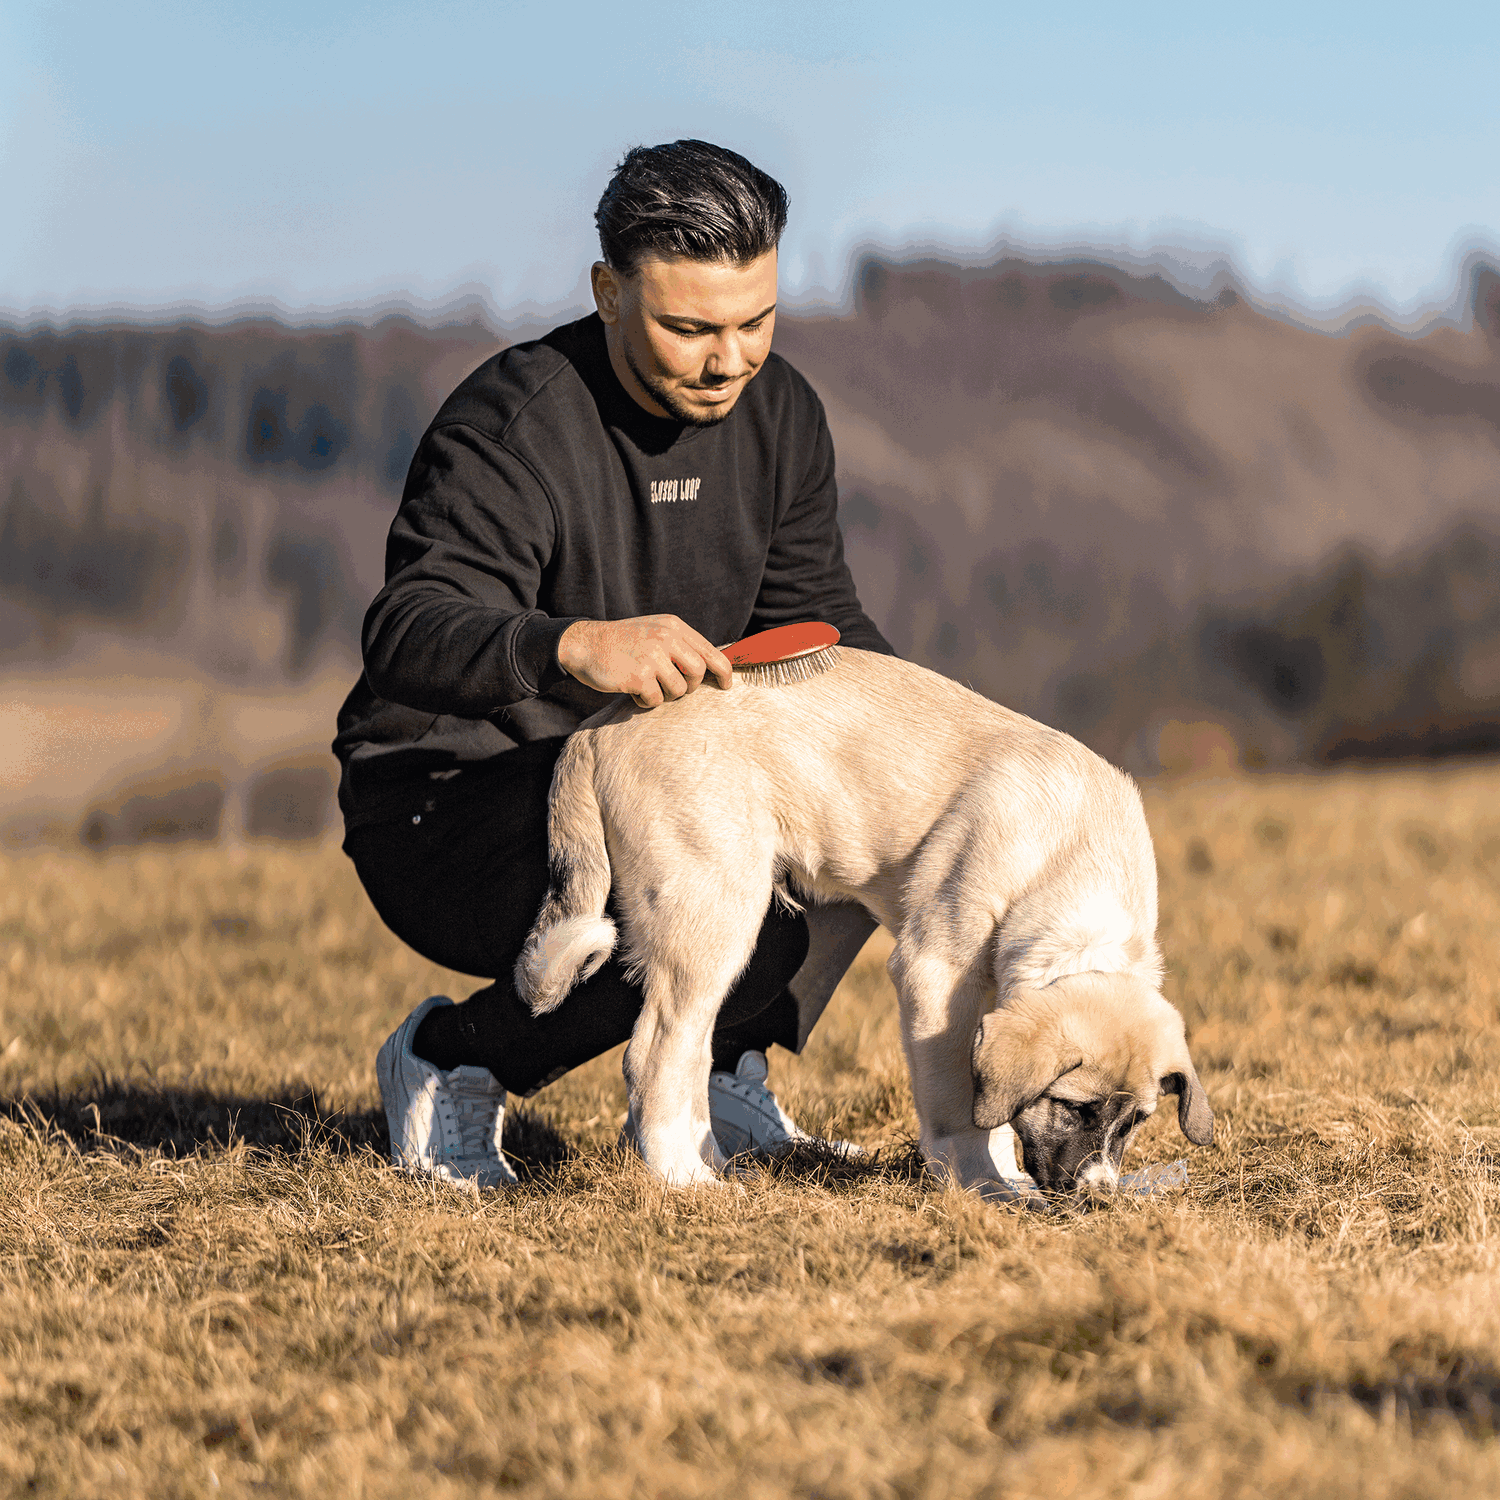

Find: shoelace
438;1084;500;1161
714;1073;807;1138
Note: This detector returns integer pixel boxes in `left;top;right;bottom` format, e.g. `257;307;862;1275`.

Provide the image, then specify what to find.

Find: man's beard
623;338;736;427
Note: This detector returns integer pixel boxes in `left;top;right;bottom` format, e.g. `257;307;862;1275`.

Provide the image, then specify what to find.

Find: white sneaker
376;995;518;1188
707;1050;860;1159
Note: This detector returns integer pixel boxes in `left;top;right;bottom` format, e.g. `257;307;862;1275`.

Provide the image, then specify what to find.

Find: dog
515;647;1213;1198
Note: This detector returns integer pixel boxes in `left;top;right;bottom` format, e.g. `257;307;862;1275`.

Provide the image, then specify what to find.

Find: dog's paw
617;1115;728;1188
972;1176;1053;1213
655;1161;726;1188
643;1138;726;1188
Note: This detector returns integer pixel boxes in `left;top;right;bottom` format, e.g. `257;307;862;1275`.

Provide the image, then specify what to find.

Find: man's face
592;251;777;426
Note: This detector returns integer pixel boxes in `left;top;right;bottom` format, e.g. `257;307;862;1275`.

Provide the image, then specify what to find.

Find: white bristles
732;644;842;687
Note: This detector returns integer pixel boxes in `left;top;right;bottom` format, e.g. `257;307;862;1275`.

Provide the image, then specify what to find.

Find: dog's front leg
891;940;1035;1202
989;1122;1025;1179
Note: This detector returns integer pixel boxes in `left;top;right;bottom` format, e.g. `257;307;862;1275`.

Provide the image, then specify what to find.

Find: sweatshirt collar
572;314;711;452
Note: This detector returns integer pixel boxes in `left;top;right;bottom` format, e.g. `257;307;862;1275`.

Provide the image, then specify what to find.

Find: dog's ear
971;1005;1078;1130
1161;1065;1214;1146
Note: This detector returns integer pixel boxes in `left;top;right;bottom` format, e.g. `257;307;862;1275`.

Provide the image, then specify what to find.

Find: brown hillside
777;258;1500;740
3;259;1499;840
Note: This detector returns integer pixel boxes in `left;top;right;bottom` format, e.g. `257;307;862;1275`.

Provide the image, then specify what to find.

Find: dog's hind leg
619;872;772;1187
621;984;731;1185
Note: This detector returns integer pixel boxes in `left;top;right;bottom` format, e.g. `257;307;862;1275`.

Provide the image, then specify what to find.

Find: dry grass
2;765;1499;1498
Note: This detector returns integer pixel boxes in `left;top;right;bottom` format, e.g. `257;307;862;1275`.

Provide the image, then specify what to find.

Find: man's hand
557;616;734;708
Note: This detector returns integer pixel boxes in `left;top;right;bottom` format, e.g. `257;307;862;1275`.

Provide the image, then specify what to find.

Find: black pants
344;739;806;1095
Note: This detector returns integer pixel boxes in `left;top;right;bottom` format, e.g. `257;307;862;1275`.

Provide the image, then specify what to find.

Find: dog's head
971;971;1213;1193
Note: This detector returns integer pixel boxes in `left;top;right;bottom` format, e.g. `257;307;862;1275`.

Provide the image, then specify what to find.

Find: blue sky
3;0;1497;318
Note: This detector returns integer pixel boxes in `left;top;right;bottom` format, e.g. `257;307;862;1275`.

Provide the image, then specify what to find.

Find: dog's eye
1050;1097;1098;1127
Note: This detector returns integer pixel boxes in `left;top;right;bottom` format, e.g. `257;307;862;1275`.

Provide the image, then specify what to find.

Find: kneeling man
333;139;893;1185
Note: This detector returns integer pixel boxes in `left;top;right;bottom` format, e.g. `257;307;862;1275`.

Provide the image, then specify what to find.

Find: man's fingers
628;653;688;708
672;648;711;694
672;628;733;692
704;644;734;690
655;660;691;701
559;616;738;699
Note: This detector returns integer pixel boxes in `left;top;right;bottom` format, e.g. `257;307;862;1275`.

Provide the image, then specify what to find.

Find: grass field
2;765;1499;1498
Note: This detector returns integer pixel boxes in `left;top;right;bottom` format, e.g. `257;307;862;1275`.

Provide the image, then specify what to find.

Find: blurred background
3;1;1498;848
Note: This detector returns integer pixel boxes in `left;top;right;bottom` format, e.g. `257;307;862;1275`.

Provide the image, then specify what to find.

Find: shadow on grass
1;1087;943;1195
745;1137;930;1191
0;1082;575;1181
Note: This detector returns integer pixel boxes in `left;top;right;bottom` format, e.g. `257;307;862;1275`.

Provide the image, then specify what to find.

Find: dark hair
595;140;789;273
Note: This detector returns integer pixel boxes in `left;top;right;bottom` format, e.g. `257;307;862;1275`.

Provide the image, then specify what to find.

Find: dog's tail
514;734;617;1015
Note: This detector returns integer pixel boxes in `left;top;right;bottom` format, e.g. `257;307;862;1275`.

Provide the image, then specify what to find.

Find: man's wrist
556;619;597;679
516;613;586;696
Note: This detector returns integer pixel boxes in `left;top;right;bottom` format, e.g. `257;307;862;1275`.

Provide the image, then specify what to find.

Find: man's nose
702;334;751;380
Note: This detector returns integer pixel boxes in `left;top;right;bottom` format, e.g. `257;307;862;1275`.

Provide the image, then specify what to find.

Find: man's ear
591;261;623;325
971;1004;1076;1130
1161;1064;1214;1146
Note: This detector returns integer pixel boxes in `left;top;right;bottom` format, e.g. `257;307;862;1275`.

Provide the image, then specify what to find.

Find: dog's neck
992;885;1163;999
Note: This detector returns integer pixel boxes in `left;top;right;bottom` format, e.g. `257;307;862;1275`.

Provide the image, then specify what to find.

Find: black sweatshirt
333;312;892;826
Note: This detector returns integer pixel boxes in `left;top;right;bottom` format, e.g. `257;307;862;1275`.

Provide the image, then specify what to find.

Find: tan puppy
516;648;1213;1196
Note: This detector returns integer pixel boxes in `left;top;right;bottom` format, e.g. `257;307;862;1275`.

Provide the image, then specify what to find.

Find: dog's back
516;648;1158;1012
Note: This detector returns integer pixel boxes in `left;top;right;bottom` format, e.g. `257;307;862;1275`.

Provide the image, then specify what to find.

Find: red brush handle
721;621;840;666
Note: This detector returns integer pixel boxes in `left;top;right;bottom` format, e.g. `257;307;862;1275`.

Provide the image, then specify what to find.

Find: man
333;139;894;1186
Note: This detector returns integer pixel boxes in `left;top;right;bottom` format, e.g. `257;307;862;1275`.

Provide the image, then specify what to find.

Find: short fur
514;649;1213;1194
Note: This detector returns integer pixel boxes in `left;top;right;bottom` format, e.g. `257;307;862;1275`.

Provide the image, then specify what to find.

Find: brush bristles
733;644;842;687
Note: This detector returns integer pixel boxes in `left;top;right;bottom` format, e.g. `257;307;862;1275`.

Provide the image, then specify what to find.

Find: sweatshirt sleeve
749;389;895;656
361;423;580;717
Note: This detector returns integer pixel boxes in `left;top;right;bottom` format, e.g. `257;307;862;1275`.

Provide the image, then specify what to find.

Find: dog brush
721;622;842;686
